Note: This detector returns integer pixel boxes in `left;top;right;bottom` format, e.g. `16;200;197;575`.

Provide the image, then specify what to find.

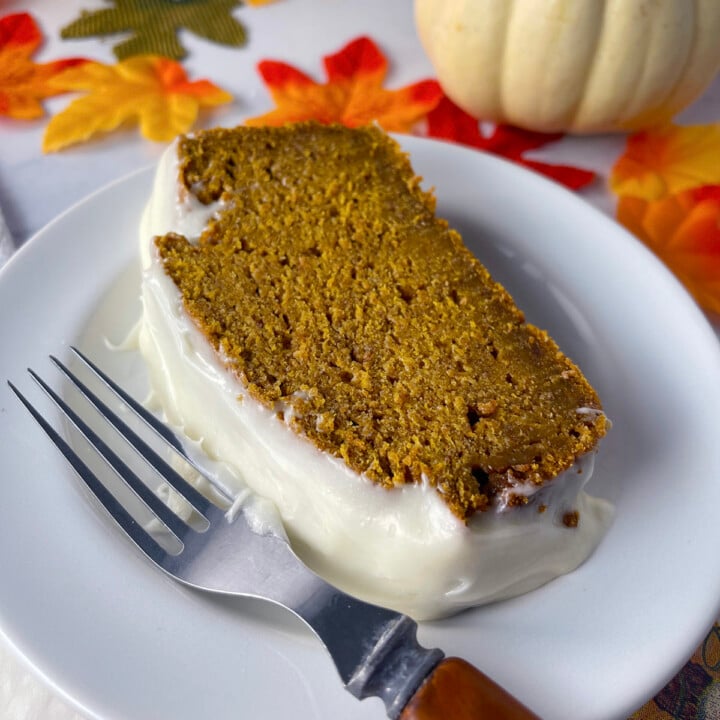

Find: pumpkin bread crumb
155;122;607;521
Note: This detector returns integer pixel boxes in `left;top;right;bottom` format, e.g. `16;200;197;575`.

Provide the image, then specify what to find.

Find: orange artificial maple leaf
610;124;720;201
43;55;232;152
246;36;442;132
0;12;86;119
617;185;720;313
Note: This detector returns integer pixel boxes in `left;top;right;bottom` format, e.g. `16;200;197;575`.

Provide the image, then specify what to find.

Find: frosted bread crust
138;125;612;618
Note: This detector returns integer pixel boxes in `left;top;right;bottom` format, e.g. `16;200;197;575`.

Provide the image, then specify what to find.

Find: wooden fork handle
399;658;541;720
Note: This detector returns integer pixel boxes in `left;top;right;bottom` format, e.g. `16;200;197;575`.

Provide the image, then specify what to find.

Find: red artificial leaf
425;96;596;191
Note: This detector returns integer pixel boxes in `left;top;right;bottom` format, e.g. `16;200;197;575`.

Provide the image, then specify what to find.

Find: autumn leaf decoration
0;12;86;119
425;96;596;191
247;36;442;133
43;56;232;152
247;36;596;192
611;124;720;314
60;0;246;61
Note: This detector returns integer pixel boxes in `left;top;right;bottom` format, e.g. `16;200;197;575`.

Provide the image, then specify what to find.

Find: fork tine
26;369;197;541
70;346;189;462
49;355;213;517
8;380;166;565
70;346;232;503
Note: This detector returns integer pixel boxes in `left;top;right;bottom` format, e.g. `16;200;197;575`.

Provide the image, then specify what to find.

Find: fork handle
399;658;541;720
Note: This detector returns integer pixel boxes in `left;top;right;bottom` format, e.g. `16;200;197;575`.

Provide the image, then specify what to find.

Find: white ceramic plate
1;136;719;720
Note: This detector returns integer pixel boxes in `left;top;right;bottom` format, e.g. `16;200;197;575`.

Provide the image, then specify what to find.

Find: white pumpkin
415;0;720;133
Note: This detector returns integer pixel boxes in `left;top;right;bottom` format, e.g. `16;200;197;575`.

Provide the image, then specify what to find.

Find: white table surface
0;1;718;717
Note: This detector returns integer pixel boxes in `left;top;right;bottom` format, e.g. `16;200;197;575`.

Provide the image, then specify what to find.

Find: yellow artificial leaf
43;55;231;152
610;124;720;201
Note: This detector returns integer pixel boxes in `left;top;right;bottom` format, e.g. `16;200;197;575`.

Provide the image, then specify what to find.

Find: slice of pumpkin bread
154;122;607;521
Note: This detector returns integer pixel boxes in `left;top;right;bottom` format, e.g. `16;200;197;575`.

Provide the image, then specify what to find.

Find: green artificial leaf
61;0;247;60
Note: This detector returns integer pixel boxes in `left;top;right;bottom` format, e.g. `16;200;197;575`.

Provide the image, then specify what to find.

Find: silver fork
8;348;540;720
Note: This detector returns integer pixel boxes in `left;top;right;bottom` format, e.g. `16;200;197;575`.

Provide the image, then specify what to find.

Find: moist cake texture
154;122;606;520
139;122;613;617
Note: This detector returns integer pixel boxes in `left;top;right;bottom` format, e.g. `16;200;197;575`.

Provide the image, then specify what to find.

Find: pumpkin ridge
642;0;700;125
498;0;518;120
567;1;609;130
627;4;691;123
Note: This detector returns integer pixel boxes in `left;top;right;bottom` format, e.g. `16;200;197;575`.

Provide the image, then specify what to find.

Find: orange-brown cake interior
154;122;607;520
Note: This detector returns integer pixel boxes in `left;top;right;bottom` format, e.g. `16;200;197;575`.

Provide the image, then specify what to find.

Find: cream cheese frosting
138;138;613;620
